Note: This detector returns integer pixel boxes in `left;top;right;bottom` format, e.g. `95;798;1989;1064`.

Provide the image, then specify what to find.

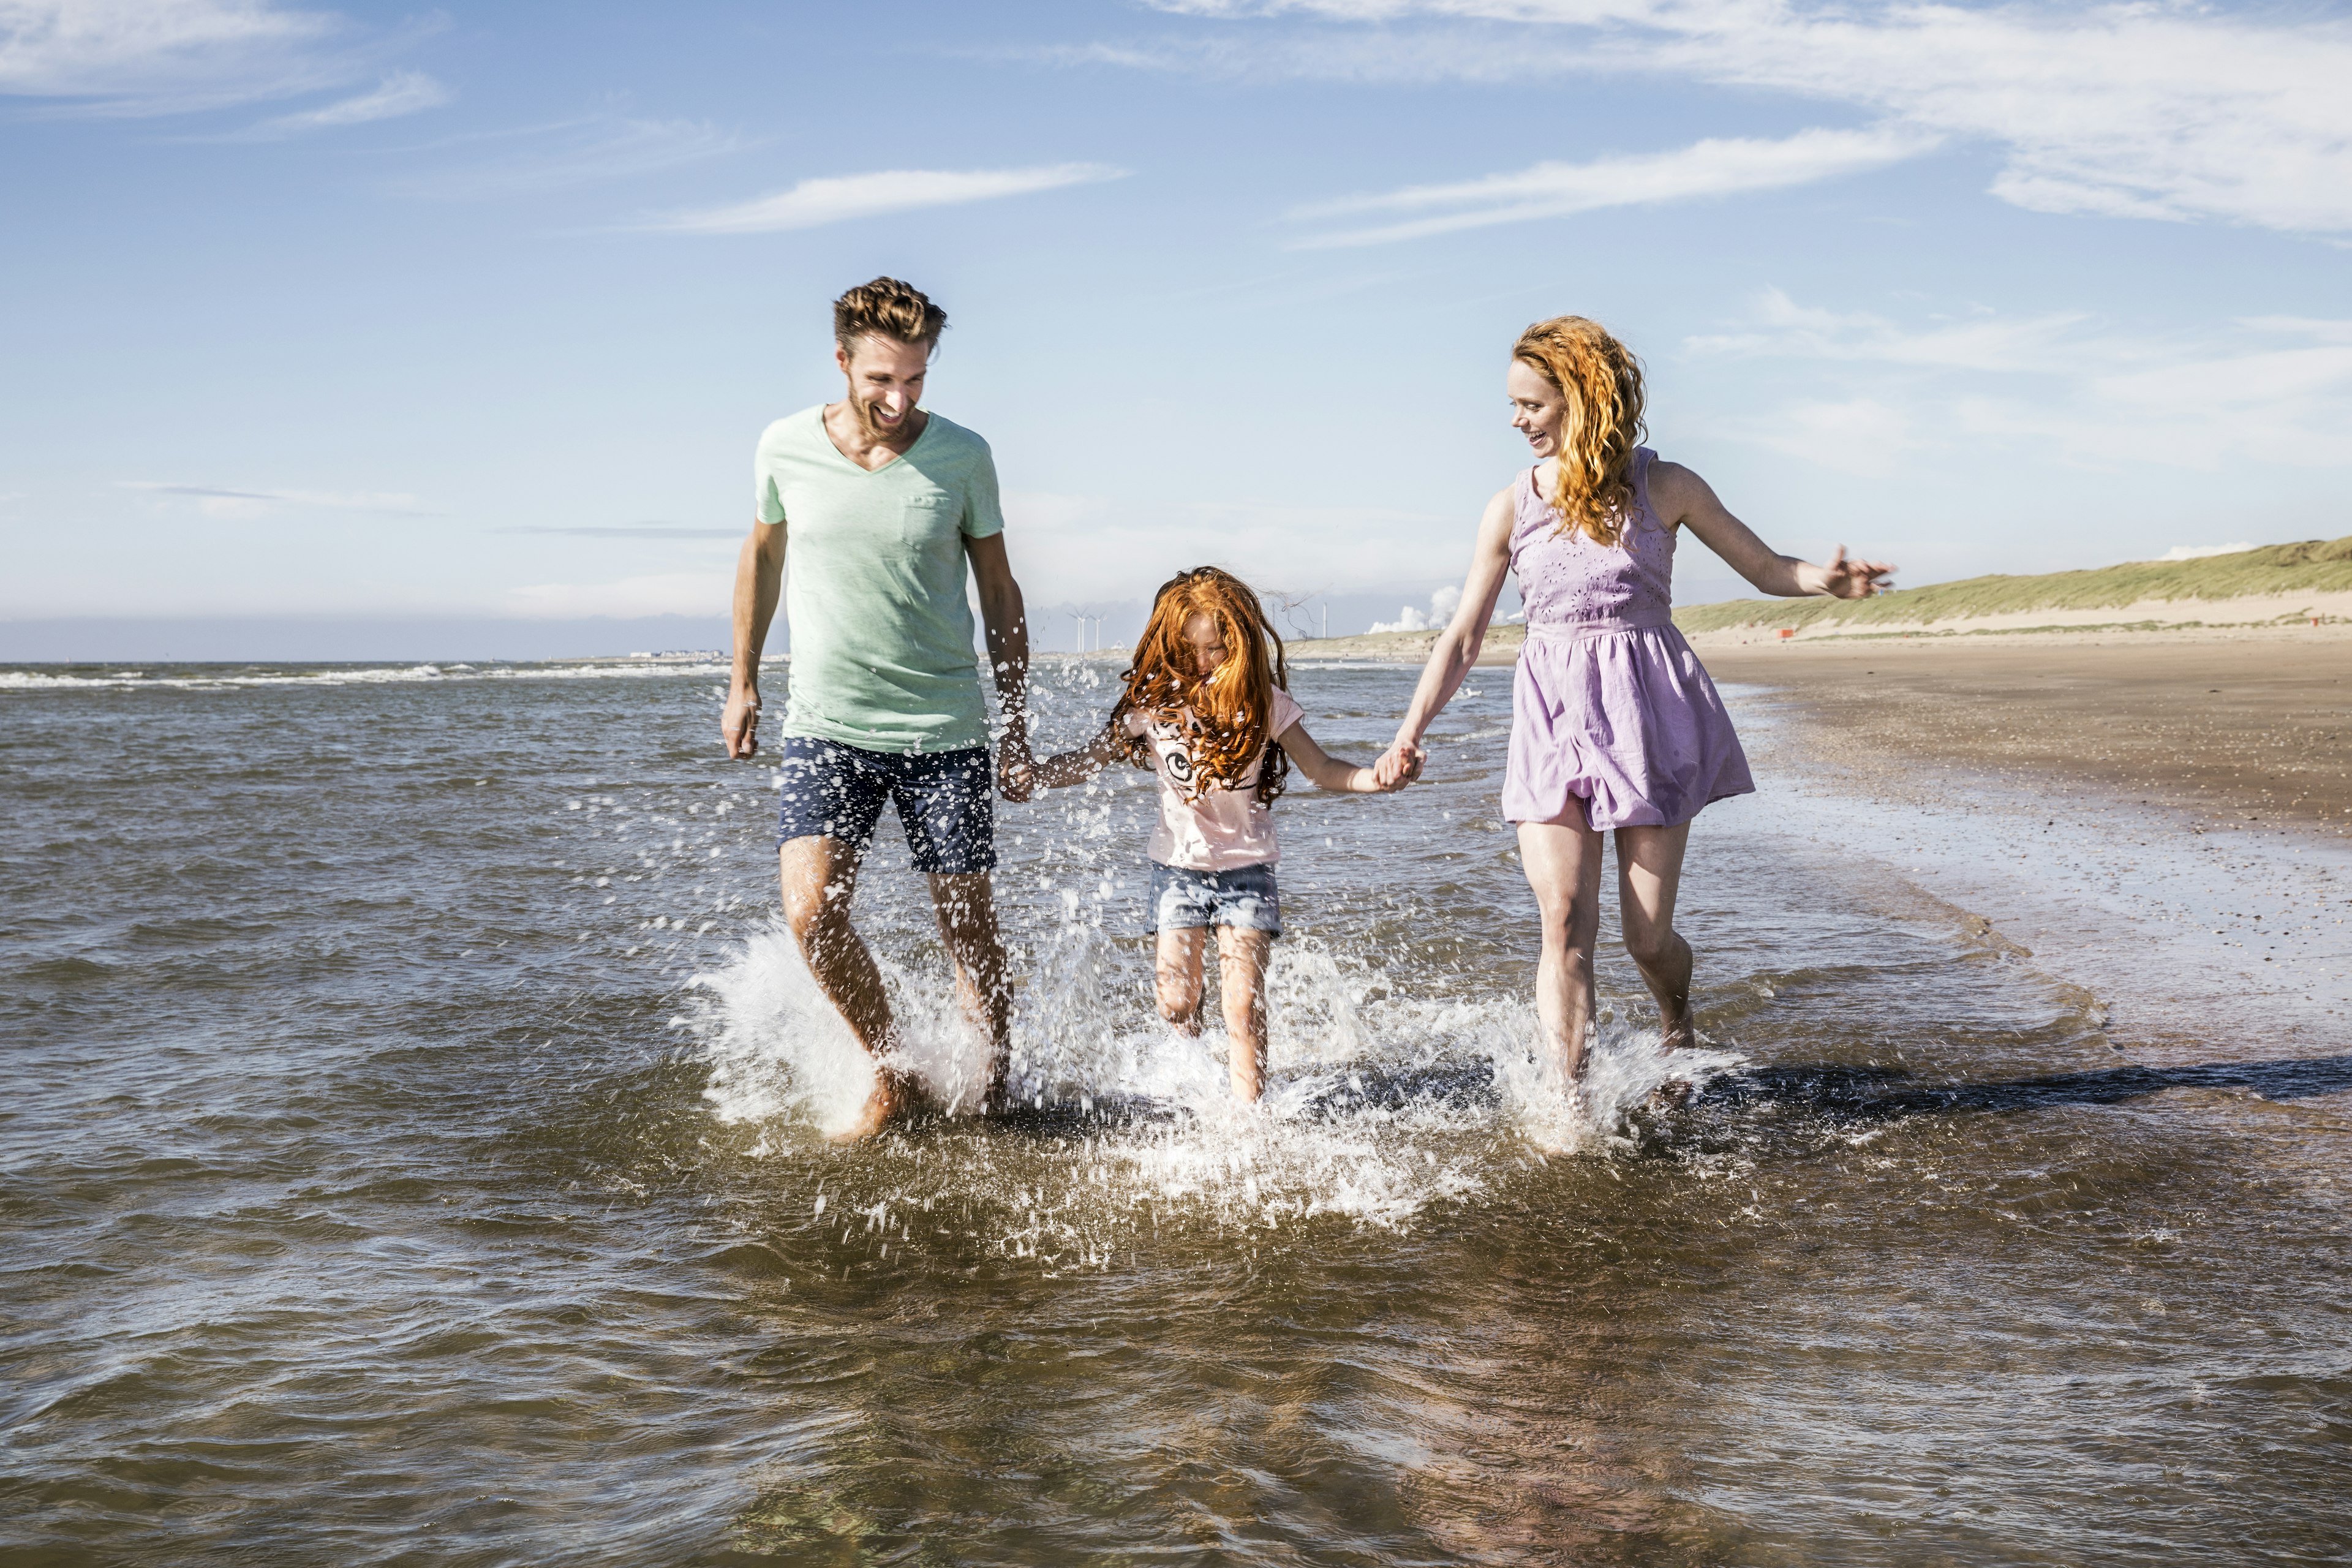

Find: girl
1000;567;1404;1101
1376;316;1894;1085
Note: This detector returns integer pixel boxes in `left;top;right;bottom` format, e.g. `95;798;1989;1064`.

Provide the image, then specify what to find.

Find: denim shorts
773;735;996;875
1148;860;1281;937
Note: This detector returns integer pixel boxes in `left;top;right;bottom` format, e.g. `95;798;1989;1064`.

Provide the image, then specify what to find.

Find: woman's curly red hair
1515;315;1646;548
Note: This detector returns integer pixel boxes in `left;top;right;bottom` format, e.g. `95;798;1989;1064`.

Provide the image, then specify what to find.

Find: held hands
1372;740;1426;792
722;689;760;759
996;717;1038;803
1820;546;1898;600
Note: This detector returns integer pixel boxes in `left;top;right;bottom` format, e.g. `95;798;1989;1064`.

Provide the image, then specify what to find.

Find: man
722;277;1029;1140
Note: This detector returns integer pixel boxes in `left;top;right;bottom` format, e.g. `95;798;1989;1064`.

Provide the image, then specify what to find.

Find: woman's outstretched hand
1374;741;1425;791
1821;546;1897;600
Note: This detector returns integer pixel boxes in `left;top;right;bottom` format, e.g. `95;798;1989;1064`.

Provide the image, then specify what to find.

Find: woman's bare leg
1614;823;1695;1050
1215;926;1274;1101
1155;927;1208;1036
1517;816;1607;1079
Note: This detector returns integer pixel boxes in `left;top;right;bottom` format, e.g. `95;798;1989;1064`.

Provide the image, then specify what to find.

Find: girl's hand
1819;546;1896;600
996;725;1037;802
1373;741;1424;790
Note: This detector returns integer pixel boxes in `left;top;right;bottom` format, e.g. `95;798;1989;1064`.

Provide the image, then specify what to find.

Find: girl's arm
1003;718;1129;802
1652;460;1896;599
1274;719;1400;794
1376;486;1516;785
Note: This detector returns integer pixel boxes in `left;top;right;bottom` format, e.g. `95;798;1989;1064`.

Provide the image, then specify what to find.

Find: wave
0;658;733;692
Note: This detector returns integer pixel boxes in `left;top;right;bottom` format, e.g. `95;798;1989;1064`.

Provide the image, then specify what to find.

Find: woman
1376;316;1893;1085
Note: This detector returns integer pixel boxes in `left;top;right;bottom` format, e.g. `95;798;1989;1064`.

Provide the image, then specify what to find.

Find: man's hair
833;277;946;351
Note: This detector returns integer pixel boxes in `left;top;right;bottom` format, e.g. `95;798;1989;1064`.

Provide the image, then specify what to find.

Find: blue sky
4;0;2349;654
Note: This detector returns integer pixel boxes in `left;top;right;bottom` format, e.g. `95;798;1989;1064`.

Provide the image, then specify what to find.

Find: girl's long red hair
1116;567;1290;805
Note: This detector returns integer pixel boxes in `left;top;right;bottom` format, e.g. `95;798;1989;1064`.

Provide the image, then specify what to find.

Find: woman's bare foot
1648;1011;1698;1110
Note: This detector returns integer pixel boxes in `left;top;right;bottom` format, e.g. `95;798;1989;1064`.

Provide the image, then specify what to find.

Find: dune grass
1672;536;2352;634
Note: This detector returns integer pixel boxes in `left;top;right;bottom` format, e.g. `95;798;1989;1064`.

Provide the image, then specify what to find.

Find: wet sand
1703;627;2352;837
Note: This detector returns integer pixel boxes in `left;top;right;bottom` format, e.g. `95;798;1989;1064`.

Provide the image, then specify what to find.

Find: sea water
5;658;2348;1564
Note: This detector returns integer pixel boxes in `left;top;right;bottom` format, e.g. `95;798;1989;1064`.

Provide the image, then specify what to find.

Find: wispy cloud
1687;294;2352;471
232;68;445;136
1686;287;2090;374
500;524;743;540
398;115;747;199
644;162;1127;235
0;0;350;115
119;481;437;518
1717;396;1917;477
1105;1;2352;236
505;572;731;619
1289;126;1932;246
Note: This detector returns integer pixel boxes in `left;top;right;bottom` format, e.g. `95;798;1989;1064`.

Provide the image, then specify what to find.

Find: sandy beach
1702;624;2352;835
1296;617;2352;832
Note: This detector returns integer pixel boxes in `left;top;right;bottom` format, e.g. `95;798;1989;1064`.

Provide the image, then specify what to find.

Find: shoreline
1703;626;2352;837
1294;617;2352;839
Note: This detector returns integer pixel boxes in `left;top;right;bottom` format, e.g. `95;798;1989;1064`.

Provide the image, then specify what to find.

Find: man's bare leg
779;834;912;1140
1615;823;1695;1051
1215;926;1273;1101
1517;815;1607;1081
927;872;1013;1113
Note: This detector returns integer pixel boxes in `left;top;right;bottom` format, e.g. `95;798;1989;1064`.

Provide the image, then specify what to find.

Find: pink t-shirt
1120;688;1306;871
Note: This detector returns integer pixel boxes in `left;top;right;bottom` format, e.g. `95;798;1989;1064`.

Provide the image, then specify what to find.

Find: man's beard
856;397;910;444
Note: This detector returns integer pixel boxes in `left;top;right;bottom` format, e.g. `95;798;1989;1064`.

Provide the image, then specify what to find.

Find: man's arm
724;519;785;759
967;531;1028;723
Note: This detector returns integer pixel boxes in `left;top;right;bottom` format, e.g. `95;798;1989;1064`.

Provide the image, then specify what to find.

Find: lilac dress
1502;447;1754;829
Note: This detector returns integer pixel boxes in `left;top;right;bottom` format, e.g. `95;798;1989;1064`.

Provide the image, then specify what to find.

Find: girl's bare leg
1215;926;1273;1101
1613;823;1695;1051
1155;927;1208;1036
1517;816;1607;1079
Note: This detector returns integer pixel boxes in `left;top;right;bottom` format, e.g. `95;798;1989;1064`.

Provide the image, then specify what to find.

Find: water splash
686;913;1743;1231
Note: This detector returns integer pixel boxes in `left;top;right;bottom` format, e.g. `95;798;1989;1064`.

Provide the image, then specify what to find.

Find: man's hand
1820;546;1897;600
996;721;1036;802
1373;740;1425;790
723;688;761;760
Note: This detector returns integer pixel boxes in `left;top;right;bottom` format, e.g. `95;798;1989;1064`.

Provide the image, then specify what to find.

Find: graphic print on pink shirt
1120;687;1305;872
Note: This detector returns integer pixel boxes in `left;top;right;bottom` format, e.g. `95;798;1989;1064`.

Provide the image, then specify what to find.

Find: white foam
686;912;1743;1230
0;659;731;693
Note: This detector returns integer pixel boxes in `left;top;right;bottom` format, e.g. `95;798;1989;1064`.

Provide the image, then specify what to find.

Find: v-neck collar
821;407;932;475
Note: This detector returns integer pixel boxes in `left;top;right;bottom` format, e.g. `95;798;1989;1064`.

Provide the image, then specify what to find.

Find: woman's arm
1651;460;1896;600
1274;720;1400;794
1375;486;1517;785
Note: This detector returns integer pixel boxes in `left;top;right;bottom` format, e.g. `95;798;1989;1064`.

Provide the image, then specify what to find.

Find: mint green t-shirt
753;405;1005;754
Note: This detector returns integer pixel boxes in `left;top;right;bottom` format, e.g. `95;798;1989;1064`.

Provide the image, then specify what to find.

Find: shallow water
6;658;2348;1565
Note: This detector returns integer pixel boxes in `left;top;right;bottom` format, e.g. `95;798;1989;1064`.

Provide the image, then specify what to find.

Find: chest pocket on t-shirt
895;488;963;545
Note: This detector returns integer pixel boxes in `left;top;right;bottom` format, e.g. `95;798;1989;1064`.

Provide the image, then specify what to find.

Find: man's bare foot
829;1065;921;1144
978;1054;1012;1117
